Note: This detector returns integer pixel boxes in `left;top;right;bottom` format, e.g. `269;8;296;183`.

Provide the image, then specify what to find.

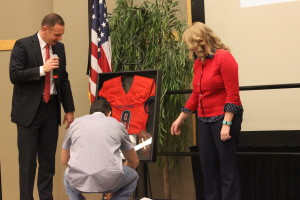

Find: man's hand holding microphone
43;54;59;73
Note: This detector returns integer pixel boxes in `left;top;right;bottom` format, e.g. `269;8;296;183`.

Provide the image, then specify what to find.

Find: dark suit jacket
9;33;75;126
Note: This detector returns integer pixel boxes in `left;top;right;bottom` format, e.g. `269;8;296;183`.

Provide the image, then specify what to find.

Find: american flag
88;0;112;103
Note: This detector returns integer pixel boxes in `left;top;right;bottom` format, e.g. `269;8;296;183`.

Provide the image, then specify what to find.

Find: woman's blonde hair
182;22;229;61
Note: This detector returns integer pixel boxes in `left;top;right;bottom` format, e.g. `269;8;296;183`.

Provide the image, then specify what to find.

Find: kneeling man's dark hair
90;98;112;115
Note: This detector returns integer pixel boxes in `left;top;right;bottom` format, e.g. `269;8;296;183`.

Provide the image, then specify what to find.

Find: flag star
100;32;105;37
92;14;96;20
97;37;100;42
101;22;106;27
99;0;103;4
98;48;101;52
98;27;100;32
104;13;106;18
92;4;94;9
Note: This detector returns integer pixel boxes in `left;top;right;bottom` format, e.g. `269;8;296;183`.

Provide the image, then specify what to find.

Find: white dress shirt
37;31;57;95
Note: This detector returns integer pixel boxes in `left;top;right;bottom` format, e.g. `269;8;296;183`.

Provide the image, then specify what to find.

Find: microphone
52;54;59;79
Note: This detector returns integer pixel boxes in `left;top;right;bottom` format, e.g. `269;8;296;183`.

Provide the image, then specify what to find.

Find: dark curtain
191;0;205;23
190;146;205;200
239;153;300;200
190;131;300;200
191;147;300;200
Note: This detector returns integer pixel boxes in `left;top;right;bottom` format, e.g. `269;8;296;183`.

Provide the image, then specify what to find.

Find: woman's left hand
220;125;231;141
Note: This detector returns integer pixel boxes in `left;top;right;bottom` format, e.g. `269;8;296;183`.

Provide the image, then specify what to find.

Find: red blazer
185;49;242;117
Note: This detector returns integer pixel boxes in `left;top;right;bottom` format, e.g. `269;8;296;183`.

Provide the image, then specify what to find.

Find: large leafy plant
109;0;192;197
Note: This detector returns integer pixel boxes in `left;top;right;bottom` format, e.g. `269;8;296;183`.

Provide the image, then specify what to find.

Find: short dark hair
41;13;64;27
90;98;112;115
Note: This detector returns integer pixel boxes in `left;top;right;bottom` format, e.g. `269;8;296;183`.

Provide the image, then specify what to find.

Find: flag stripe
91;43;102;73
101;40;112;67
98;45;111;73
88;0;112;103
89;65;99;83
89;78;96;103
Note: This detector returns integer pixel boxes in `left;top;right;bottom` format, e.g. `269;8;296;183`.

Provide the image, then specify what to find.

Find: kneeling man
61;99;139;200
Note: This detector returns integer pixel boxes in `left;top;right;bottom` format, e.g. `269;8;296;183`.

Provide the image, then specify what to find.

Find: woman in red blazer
171;22;243;200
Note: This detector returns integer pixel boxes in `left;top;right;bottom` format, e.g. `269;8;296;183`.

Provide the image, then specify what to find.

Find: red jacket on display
99;75;156;134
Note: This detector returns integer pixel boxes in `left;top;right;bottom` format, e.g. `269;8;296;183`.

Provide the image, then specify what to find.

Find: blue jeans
64;166;139;200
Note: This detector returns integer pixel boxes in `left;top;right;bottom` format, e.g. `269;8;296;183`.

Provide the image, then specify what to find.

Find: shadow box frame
96;69;162;161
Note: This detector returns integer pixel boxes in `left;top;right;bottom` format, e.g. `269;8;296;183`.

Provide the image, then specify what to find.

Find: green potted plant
110;0;193;198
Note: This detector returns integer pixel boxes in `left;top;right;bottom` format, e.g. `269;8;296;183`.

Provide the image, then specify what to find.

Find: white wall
205;0;300;130
0;1;53;199
2;0;298;199
0;0;192;199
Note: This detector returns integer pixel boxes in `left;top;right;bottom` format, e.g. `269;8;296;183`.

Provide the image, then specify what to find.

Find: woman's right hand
171;118;183;135
170;111;192;135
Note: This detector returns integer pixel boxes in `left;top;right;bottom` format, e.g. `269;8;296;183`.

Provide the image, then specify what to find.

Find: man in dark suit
9;13;75;200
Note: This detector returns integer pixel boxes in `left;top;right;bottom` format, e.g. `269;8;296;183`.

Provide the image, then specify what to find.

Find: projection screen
205;0;300;130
